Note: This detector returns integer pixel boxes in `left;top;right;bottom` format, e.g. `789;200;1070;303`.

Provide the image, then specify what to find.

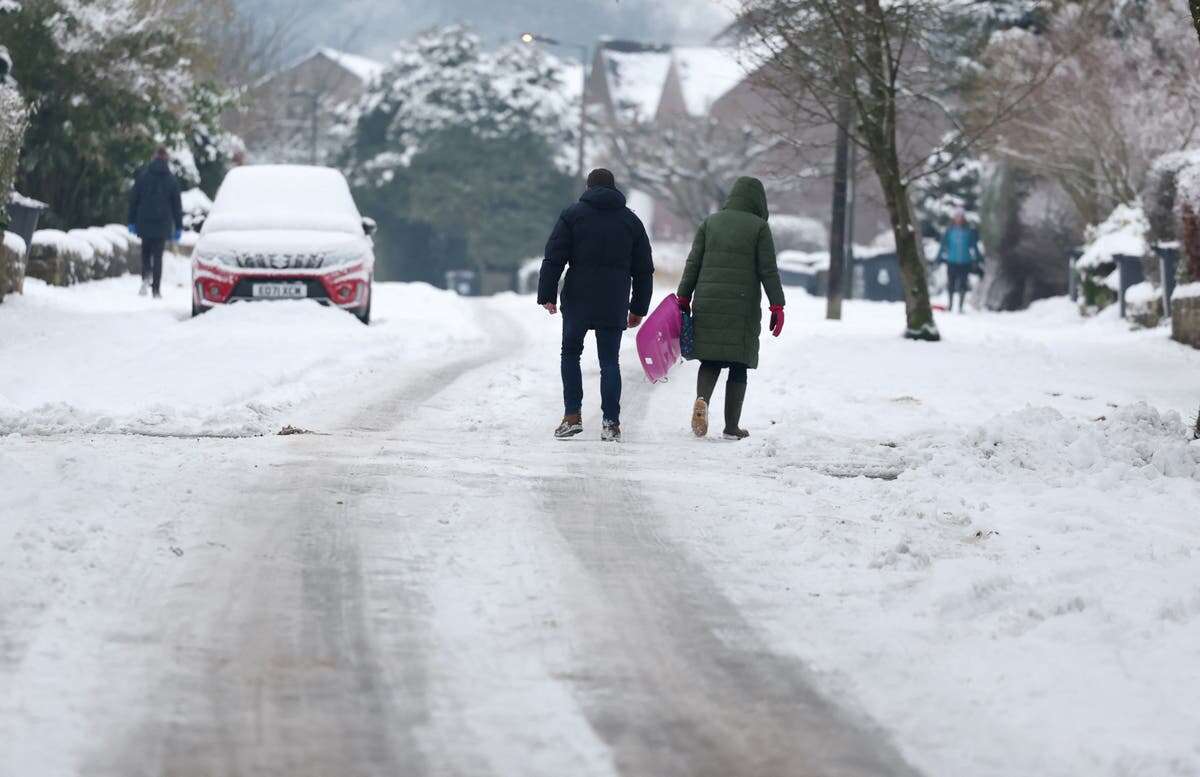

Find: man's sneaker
722;428;751;441
691;397;709;438
554;414;583;439
600;419;621;442
138;279;150;297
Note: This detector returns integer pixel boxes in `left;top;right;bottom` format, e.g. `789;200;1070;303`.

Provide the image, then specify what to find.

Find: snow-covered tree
338;26;577;278
979;0;1200;228
340;26;576;188
913;136;985;235
0;61;29;232
0;0;241;226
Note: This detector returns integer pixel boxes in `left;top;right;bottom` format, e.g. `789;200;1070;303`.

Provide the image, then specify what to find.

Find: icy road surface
2;268;1199;776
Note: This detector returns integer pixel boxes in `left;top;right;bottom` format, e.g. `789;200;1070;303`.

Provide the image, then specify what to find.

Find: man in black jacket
538;168;654;442
128;146;183;298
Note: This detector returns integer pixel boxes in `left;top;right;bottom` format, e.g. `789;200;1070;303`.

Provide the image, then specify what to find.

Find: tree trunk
826;97;852;321
871;147;939;340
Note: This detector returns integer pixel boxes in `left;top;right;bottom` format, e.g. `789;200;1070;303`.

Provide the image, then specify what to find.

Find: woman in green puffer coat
677;176;786;440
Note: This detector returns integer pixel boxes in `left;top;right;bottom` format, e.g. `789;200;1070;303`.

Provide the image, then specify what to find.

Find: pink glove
769;305;784;337
678;295;691;313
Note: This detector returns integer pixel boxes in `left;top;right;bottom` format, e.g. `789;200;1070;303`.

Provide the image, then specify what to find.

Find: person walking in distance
538;168;655;442
677;176;786;440
936;209;982;313
128;146;183;298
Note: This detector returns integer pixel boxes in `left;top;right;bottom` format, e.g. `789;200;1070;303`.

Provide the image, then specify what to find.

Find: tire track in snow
91;302;524;777
538;370;922;777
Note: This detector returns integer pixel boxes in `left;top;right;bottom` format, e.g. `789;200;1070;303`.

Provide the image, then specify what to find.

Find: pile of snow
0;277;486;437
1078;203;1148;269
3;230;25;255
908;403;1199;483
1123;280;1158;305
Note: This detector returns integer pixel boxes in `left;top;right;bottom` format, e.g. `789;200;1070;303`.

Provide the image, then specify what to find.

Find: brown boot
554;414;583;439
722;382;750;440
692;397;709;437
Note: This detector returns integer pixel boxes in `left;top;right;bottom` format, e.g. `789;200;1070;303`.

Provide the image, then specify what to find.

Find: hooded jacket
538;185;654;330
128;158;184;241
677;176;786;369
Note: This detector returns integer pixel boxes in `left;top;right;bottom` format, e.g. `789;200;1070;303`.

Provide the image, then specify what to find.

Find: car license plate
252;282;307;299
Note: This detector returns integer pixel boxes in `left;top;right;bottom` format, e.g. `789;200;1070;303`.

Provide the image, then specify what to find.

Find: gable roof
596;43;673;122
315;48;386;85
668;47;747;117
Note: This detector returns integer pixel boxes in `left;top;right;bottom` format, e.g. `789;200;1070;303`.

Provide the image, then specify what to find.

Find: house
582;29;898;249
224;48;386;165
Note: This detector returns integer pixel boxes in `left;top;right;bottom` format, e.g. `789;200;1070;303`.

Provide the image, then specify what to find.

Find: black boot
723;381;749;440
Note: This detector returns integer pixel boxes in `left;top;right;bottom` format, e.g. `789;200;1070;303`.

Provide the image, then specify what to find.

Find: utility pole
843;141;857;301
826;94;852;321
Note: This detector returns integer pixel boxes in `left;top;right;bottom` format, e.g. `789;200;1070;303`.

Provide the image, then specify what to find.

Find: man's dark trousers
142;238;165;295
561;316;622;424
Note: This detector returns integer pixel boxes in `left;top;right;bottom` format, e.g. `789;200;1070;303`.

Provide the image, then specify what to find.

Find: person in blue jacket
538;169;654;442
936;209;981;313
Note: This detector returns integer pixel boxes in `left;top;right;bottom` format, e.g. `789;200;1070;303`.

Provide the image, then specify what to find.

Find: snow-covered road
2;270;1198;776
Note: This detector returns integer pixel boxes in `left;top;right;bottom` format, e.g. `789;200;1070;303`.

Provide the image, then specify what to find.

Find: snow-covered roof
669;47;747;116
258;47;386;90
599;48;673;121
317;48;386;85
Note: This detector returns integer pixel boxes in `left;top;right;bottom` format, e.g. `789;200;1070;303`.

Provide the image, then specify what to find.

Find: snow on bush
341;26;576;184
1077;203;1148;270
180;187;213;231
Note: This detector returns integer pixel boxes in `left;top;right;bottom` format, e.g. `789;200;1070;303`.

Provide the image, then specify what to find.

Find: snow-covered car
190;165;376;323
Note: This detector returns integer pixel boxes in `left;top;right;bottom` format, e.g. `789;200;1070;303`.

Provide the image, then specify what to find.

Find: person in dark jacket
677;176;786;440
128;146;183;298
936;209;981;313
538;168;654;442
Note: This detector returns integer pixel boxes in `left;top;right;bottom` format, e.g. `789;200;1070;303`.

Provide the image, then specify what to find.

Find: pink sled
635;294;683;383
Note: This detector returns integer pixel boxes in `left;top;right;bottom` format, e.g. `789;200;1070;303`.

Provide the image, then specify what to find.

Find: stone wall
1172;294;1200;349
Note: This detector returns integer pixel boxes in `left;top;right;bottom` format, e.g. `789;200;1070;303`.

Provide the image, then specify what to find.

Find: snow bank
1078;203;1148;268
0;276;486;437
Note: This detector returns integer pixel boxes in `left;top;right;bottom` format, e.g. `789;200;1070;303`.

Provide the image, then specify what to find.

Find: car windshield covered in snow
203;165;364;235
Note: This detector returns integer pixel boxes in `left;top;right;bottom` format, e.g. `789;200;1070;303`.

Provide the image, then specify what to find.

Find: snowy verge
0;274;484;437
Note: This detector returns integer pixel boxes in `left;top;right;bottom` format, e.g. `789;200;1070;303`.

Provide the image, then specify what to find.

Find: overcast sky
239;0;736;59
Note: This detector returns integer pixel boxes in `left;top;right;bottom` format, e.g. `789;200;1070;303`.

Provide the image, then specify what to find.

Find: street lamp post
521;33;589;184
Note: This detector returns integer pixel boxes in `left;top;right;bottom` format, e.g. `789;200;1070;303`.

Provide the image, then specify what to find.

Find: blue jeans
561;317;622;423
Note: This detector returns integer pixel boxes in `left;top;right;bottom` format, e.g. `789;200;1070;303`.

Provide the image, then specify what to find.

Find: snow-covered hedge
772;214;827;253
